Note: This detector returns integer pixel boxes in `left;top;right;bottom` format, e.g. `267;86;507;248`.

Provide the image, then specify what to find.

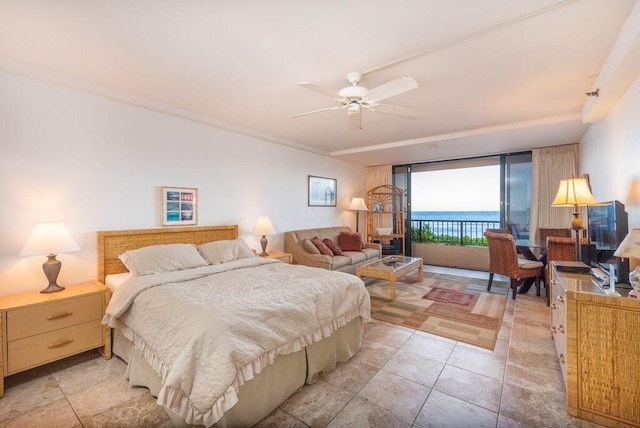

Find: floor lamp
348;197;368;233
551;176;596;261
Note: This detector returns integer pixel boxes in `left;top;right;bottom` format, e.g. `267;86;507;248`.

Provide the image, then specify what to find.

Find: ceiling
1;0;638;166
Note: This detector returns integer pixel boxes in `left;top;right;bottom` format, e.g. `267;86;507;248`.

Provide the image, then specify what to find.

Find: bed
97;225;370;427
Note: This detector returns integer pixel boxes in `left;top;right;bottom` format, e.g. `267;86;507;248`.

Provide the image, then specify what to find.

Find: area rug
366;272;508;350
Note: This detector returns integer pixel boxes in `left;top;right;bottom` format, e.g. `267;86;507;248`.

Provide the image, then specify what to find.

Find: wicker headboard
96;225;239;283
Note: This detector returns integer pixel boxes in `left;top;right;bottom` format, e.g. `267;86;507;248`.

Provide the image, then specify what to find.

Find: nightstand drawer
6;293;103;341
7;320;103;374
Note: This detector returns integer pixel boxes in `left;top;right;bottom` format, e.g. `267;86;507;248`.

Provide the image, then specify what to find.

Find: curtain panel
530;144;580;241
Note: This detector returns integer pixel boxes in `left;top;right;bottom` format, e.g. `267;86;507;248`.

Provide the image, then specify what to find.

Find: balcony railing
410;219;502;246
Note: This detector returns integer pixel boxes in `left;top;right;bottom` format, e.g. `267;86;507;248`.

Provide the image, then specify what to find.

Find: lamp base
259;235;269;257
40;283;65;293
41;254;65;293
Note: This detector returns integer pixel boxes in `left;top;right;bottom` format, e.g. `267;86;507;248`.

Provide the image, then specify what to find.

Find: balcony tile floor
0;266;603;427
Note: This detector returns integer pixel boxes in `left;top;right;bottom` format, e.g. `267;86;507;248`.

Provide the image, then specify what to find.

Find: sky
411;165;500;211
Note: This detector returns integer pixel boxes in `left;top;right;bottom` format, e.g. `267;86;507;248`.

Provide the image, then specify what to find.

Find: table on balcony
515;239;546;294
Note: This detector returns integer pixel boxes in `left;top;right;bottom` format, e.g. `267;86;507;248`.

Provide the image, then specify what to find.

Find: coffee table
356;256;423;299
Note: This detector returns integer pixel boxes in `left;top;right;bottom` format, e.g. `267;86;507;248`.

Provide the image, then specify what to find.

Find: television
587;200;629;285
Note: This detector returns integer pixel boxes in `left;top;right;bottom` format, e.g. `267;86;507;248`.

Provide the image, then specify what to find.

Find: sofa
284;226;381;274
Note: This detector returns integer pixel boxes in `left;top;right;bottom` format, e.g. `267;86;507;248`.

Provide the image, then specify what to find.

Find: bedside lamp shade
348;197;368;233
20;222;80;293
614;229;640;298
253;216;275;256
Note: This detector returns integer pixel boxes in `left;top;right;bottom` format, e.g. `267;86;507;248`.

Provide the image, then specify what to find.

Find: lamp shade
551;177;596;207
614;228;640;259
626;179;640;206
348;197;368;211
19;222;80;256
253;216;275;236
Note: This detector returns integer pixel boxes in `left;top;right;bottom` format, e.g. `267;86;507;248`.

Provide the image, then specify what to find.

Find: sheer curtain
530;144;579;241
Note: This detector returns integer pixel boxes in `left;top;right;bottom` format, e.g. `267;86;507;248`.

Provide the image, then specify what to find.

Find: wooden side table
0;281;111;397
259;251;292;264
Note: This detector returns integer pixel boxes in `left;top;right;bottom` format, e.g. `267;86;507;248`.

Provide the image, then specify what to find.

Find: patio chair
484;231;543;300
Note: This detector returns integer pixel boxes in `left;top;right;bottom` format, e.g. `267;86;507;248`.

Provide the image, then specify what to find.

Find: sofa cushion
362;247;380;260
338;232;364;251
311;236;334;256
343;251;367;265
302;238;321;254
323;238;343;256
330;255;352;270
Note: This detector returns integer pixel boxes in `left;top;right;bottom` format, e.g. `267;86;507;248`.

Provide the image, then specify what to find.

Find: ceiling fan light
338;86;367;99
347;103;361;115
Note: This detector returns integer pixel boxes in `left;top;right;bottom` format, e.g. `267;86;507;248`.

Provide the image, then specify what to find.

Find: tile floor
0;266;602;427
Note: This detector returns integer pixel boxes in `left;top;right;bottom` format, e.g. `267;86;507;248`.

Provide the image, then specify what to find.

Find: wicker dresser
551;262;640;427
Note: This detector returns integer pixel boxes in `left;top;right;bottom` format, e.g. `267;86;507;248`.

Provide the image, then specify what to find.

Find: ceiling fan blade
296;82;341;99
365;75;418;103
370;103;424;118
290;105;343;118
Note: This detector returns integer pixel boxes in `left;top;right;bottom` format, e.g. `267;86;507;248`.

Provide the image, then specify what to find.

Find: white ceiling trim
362;0;578;75
330;113;582;156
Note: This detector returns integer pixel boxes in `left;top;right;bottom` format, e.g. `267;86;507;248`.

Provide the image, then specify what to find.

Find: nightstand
0;281;111;397
259;251;292;264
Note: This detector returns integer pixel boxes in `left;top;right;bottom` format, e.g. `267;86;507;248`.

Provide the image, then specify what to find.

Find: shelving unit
366;185;406;255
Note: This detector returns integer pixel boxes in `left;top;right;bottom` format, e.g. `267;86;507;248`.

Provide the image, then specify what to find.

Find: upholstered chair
484;231;543;300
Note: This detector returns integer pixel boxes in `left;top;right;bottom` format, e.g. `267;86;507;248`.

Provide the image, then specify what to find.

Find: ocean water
411;211;500;221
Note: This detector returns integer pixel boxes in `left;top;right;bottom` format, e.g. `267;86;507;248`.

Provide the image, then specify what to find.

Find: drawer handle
551;303;557;310
48;338;74;348
47;311;73;320
558;353;565;364
557;324;565;334
556;295;565;303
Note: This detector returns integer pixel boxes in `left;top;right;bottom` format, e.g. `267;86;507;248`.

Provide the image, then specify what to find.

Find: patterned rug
366;272;508;350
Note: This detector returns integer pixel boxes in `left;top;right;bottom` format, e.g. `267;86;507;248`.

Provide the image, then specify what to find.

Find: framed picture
308;175;337;207
161;186;198;226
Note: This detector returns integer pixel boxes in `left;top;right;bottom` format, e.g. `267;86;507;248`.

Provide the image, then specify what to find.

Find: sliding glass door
394;152;532;255
503;153;532;239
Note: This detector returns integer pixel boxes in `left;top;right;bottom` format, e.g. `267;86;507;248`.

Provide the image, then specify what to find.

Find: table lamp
20;222;81;293
253;216;275;256
551;176;596;261
614;228;640;299
348;197;368;233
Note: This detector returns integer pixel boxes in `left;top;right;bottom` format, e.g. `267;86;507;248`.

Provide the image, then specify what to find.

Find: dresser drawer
6;293;102;341
6;320;103;374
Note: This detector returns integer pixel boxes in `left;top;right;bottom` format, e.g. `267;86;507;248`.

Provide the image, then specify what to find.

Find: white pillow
198;239;256;265
118;244;209;276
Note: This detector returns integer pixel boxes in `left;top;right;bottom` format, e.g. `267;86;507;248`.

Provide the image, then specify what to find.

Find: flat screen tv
587;200;629;285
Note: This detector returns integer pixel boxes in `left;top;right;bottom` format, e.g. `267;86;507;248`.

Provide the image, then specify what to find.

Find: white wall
581;76;640;229
0;71;366;296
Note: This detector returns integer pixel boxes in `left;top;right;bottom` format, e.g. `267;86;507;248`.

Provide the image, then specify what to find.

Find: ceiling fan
290;72;424;121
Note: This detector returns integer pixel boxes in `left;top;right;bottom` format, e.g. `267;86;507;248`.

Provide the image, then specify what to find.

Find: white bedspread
103;258;370;426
